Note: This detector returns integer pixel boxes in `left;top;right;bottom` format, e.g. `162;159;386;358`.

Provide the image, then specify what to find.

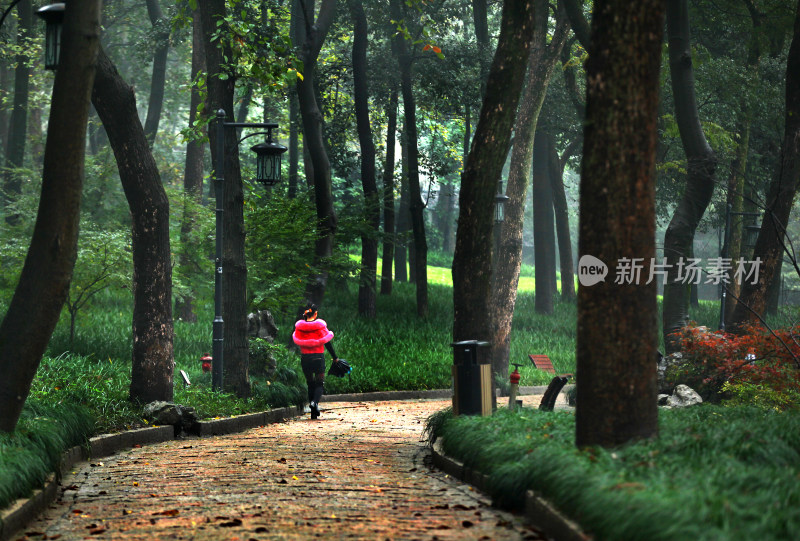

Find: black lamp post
36;3;65;70
211;109;287;391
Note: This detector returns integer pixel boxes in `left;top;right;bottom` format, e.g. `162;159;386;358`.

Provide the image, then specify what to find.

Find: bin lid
450;340;490;348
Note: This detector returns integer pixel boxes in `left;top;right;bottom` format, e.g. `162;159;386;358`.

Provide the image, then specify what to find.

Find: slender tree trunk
533;130;556;315
143;0;169;147
662;0;718;353
288;88;300;198
380;89;398;295
575;0;663;448
175;7;206;323
295;0;338;308
0;1;101;433
3;0;32;225
395;130;409;283
453;0;535;342
729;0;800;332
350;0;379;318
390;0;428;316
92;47;174;404
551;140;576;303
200;0;250;398
723;3;761;326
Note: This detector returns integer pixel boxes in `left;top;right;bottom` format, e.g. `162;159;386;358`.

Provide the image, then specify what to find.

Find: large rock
665;384;703;408
143;401;200;435
657;351;684;394
247;309;278;341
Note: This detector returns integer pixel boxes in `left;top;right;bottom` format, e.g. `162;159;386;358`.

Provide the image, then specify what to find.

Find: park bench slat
529;354;573;378
528;354;556;374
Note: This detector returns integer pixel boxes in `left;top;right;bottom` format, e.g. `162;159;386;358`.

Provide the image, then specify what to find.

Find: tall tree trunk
288;88;300;198
394;129;409;283
295;0;338;308
143;0;169;147
175;7;207;323
551;140;576;303
575;0;663;449
488;0;565;377
729;0;800;333
453;0;535;342
390;0;428;316
380;89;398;295
350;0;379;318
471;0;490;97
437;180;457;254
92;47;174;404
200;0;250;398
533;130;556;315
723;1;761;326
3;0;32;225
0;0;101;433
662;0;718;353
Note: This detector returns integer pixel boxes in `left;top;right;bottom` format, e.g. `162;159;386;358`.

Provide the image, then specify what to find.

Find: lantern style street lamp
211;109;287;391
36;3;65;70
494;180;509;224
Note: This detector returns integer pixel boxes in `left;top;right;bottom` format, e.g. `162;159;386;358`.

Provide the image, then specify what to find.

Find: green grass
427;405;800;540
0;400;94;510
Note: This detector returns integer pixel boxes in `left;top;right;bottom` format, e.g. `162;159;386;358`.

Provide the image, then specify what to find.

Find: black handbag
328;358;352;377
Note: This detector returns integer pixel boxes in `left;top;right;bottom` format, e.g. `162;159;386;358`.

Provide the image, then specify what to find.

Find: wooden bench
529;354;573;411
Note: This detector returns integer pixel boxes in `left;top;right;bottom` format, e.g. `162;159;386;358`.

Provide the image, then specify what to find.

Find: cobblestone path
19;399;546;540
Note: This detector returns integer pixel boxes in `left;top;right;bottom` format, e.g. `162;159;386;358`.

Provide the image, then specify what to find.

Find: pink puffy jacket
292;318;334;354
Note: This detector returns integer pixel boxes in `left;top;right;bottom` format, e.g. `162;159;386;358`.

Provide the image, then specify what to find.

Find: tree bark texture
390;0;428;317
295;0;338;309
0;0;101;433
575;0;663;448
729;0;800;333
453;0;535;342
533;130;557;315
350;0;379;318
3;0;32;225
143;0;169;147
380;90;398;295
488;0;567;378
91;47;174;404
662;0;718;353
200;0;250;398
176;7;207;323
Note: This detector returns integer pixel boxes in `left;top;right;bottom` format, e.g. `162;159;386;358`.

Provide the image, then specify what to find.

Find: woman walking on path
292;303;338;419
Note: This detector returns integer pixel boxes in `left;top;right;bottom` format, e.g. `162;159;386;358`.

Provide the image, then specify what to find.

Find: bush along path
18;399;547;540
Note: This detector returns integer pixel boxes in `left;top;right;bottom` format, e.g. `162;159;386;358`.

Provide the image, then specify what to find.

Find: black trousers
300;353;325;405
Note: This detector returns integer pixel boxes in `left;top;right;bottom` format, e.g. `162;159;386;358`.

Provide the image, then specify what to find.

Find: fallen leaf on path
153;509;180;516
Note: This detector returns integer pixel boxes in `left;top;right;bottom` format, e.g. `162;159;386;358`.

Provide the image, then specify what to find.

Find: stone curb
0;407;303;541
323;384;574;403
430;441;591;541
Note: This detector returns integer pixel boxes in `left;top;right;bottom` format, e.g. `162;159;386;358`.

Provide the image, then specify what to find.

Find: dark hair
303;303;318;321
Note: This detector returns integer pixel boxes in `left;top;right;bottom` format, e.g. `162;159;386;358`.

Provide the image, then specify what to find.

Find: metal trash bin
451;340;492;416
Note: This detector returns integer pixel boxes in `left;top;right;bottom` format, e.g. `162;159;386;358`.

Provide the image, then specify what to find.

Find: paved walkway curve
20;400;548;540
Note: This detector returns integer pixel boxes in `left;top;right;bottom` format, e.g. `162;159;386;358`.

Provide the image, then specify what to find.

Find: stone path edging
430;441;591;541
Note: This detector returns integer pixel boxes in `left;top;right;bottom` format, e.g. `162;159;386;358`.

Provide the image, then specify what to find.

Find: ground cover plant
426;405;800;541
